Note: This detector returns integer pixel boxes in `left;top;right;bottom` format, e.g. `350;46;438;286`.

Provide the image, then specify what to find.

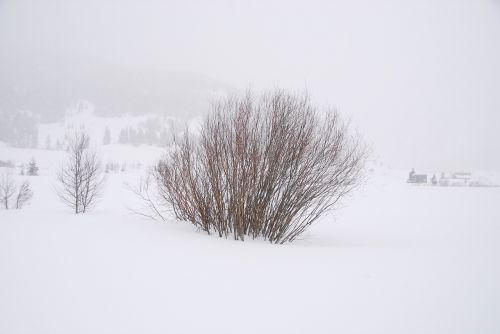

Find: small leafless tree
56;132;105;214
15;180;33;209
0;170;16;209
0;170;33;210
153;90;367;243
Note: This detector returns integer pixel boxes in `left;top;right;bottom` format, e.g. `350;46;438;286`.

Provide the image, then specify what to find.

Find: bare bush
153;90;367;243
125;170;168;221
0;170;33;210
56;132;105;214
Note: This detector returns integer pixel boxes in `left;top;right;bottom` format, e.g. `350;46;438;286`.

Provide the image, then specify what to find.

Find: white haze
1;0;499;171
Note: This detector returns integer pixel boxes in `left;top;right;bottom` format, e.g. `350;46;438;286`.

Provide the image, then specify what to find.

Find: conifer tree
103;126;112;145
27;158;39;176
45;135;52;150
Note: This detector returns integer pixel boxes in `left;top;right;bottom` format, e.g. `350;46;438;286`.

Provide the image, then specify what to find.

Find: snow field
0;149;499;333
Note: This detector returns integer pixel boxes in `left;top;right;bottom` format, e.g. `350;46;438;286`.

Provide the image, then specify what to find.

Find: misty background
1;0;499;171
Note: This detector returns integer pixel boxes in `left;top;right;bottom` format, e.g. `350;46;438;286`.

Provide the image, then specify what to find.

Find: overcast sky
1;0;499;171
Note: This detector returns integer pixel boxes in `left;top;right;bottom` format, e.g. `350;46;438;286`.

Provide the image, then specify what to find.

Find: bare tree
0;170;16;209
0;170;33;210
153;90;367;243
56;132;105;214
15;180;33;209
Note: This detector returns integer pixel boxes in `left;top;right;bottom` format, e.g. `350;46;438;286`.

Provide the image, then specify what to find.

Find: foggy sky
1;0;499;171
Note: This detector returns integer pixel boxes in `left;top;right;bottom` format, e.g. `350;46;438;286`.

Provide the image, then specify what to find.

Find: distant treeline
114;118;177;147
0;108;179;149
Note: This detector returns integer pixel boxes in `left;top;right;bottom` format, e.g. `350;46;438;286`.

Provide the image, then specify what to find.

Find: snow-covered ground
1;147;499;333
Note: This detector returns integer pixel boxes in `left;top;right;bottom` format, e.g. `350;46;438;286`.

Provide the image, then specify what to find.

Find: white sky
1;0;499;171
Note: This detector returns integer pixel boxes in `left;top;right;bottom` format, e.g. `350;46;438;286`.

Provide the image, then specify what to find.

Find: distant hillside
0;52;231;122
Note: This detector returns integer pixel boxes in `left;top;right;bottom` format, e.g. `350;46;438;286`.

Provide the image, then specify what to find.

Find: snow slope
36;101;183;147
0;148;499;334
